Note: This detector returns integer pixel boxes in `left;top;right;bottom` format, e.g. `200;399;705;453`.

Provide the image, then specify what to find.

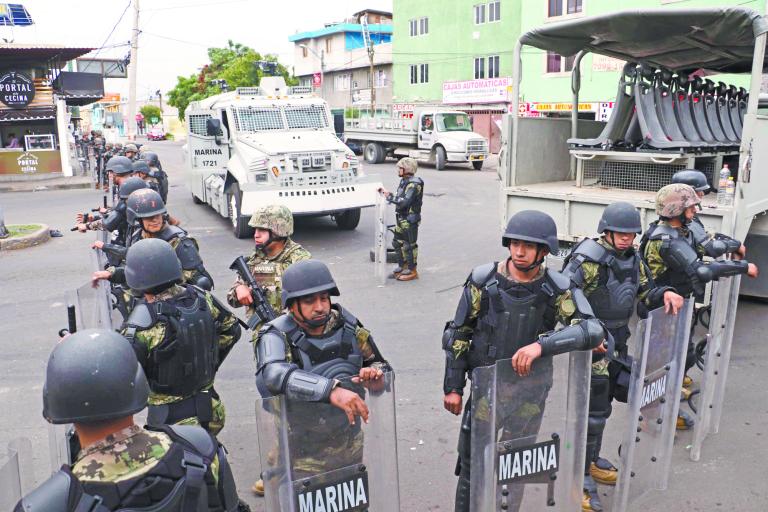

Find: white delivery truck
183;77;381;238
344;107;489;170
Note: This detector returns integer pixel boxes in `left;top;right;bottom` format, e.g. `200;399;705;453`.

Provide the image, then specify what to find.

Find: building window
302;46;308;58
419;17;429;35
375;69;387;87
474;4;486;24
410;65;418;84
548;0;582;17
546;52;576;73
410;17;428;36
419;63;429;83
488;55;500;78
488;1;501;22
409;19;417;37
325;38;332;54
474;57;485;79
334;73;351;91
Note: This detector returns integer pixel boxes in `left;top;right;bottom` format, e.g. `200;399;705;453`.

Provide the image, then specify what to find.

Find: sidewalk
0;174;93;193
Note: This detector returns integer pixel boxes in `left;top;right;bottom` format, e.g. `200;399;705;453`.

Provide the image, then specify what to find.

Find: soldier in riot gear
123;142;138;160
442;210;609;512
91;189;213;291
131;159;161;190
669;169;747;259
377;157;424;281
254;260;391;482
228;204;311;332
121;238;242;436
13;329;243;512
643;184;758;429
74;156;134;228
141;151;169;202
560;202;684;511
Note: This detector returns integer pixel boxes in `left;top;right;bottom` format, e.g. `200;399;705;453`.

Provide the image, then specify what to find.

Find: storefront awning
0;44;94;67
0;107;55;123
54;72;104;106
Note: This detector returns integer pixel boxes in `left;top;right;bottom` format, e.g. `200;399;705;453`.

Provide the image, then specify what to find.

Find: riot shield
255;372;400;512
469;351;591;511
373;193;388;285
690;276;741;462
0;438;33;510
612;299;694;511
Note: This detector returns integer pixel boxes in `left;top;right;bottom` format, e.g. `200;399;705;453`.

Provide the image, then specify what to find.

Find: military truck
183;77;381;238
344;106;489;170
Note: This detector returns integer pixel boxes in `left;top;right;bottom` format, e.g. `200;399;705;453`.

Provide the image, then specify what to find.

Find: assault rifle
229;256;277;330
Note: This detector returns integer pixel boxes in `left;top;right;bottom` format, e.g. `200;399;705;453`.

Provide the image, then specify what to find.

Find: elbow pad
538;318;606;357
703;239;728;258
284;369;335;402
707;260;749;279
442;321;468;394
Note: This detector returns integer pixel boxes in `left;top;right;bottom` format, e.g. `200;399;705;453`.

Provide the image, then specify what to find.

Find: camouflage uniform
122;284;240;435
386;157;424;274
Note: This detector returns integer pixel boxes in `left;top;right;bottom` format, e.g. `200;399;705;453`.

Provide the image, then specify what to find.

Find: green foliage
166;40;297;120
139;105;162;124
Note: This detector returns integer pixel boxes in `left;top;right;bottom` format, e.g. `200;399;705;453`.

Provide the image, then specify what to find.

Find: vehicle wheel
435;146;447;170
472;160;484;170
364;142;384;164
228;183;253;239
335;208;361;230
191;192;204;204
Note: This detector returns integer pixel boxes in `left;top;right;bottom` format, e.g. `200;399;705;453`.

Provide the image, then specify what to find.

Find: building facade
289;9;393;113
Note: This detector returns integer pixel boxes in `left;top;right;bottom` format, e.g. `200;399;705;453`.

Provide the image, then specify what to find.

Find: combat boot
252;478;265;496
396;267;419;281
389;264;407;279
677;410;695;430
582;475;603;511
589;458;618;485
682;374;693;388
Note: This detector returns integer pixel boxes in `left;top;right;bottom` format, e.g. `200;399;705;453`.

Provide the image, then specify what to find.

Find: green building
393;0;761;125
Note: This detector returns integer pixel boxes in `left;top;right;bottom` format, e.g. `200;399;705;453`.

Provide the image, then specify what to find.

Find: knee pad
588;416;607;437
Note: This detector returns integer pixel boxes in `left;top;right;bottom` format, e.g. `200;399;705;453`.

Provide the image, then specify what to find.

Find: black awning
54;71;104;106
0;107;56;123
519;7;768;74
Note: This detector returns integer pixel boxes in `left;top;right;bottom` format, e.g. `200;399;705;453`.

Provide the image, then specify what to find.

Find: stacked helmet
598;202;642;234
397;157;418;175
655;183;701;218
142;152;161;168
125;238;182;293
115;142;123;150
118;176;149;199
43;329;149;424
105;155;133;175
127;188;166;224
502;210;559;254
131;160;151;174
124;143;138;153
248;204;294;237
281;260;340;307
672;169;710;193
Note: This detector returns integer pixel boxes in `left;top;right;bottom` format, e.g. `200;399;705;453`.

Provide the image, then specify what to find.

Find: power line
143;0;251;12
91;0;132;61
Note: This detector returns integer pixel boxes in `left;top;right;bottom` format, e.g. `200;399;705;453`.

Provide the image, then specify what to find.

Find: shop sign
443;77;512;105
312;72;322;87
529;102;598;113
0;71;35;108
17;151;39;173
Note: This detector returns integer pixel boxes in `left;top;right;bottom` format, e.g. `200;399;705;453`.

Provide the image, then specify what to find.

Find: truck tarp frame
518;8;768;74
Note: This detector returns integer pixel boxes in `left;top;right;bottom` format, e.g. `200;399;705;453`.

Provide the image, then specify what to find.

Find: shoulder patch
470;262;497;287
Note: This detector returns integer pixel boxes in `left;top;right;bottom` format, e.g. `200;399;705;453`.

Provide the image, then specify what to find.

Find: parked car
147;127;166;141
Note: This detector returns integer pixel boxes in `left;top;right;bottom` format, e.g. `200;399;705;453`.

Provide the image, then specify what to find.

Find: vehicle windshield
231;104;329;133
436;113;472;132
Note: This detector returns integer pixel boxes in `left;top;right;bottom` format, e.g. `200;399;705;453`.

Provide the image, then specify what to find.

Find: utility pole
361;15;376;116
126;0;140;141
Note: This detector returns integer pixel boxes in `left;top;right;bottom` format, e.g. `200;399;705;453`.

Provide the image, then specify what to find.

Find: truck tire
435;146;447;170
335;208;361;230
364;142;384;164
228;183;253;239
191;192;204;204
472;160;484;170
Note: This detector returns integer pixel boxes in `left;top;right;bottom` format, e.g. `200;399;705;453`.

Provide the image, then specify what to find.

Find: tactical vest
270;306;364;381
563;238;641;329
647;224;703;298
395;176;424;221
687;216;708;246
467;264;566;370
14;425;238;512
124;286;218;397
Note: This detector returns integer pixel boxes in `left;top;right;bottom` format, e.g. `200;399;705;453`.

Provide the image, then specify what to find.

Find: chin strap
512;246;546;272
294;302;330;329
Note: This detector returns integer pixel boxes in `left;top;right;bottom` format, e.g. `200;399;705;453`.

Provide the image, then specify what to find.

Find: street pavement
1;139;766;510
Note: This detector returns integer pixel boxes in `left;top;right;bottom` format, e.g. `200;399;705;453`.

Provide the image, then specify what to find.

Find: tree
167;40;297;120
140;105;162;124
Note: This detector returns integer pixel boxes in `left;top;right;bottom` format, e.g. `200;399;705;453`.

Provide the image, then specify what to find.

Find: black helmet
598;202;642;234
127;188;166;222
131;160;151;174
281;260;340;307
672;169;710;193
502;210;559;254
118;176;149;199
125;238;182;293
43;329;149;424
142;152;160;167
105;155;133;175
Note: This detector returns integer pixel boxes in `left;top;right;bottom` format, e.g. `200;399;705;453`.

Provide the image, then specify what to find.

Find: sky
1;0;393;100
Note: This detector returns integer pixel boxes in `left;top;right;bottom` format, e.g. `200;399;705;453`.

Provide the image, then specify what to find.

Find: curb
0;182;93;193
0;224;51;250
